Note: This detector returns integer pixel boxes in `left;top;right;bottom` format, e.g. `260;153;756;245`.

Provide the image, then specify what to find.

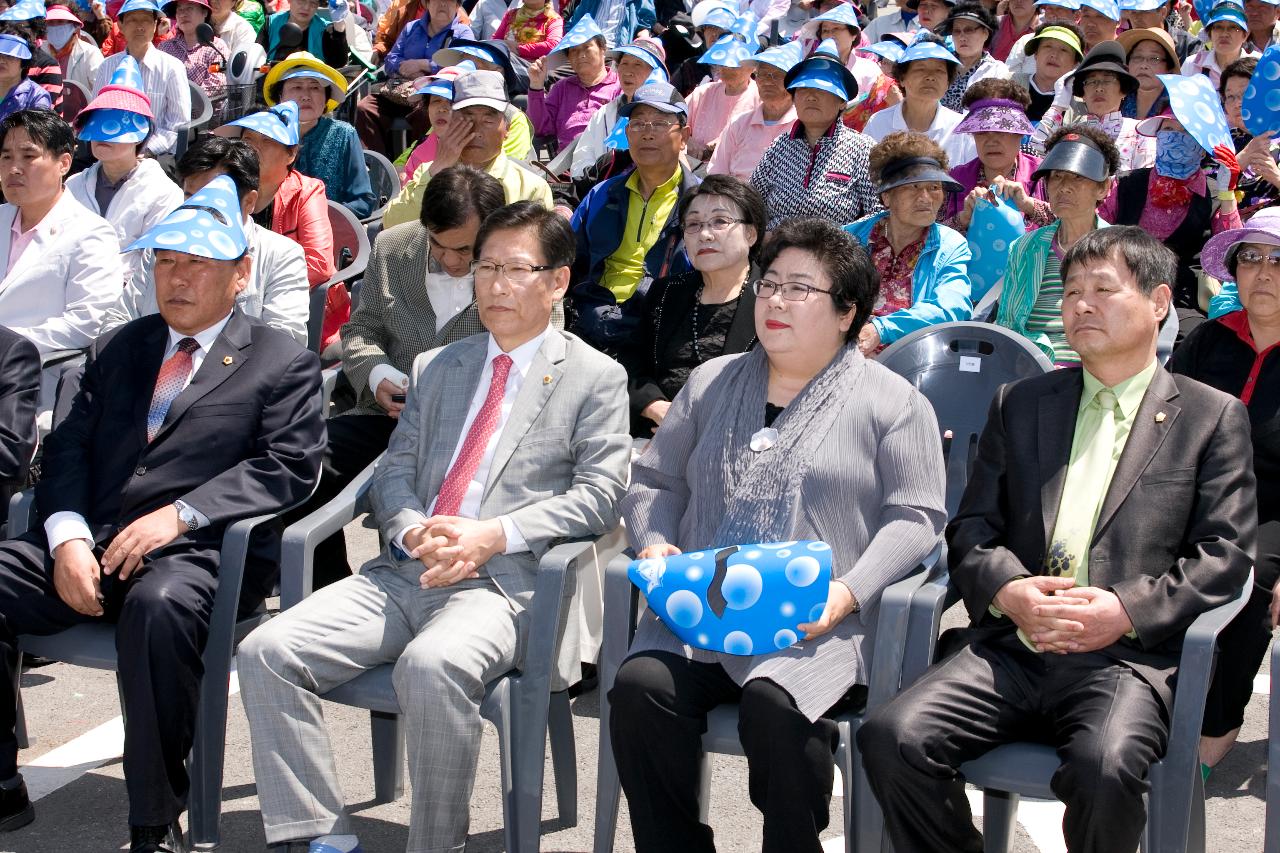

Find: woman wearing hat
264;51;374;218
686;33;759;161
943;78;1052;231
1220;57;1280;218
1171;209;1280;778
707;41;801;180
490;0;562;62
938;2;1011;112
527;14;622;151
1013;22;1085;122
844;131;974;354
564;38;667;179
67;56;183;286
1117;27;1176;118
799;5;901;131
1032;39;1155;171
0;6;65;111
158;0;228;96
0;34;49;121
1182;0;1256;86
44;5;103;97
863;34;977;167
998;123;1121;364
750;39;882;228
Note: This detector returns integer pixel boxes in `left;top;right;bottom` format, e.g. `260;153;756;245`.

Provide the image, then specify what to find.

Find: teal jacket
1209;281;1241;318
844;212;974;345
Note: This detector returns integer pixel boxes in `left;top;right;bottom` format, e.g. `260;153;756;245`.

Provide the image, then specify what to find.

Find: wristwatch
174;500;200;532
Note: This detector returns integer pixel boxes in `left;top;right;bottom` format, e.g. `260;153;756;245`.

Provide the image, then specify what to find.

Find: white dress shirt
94;46;192;157
367;262;474;395
43;314;232;555
392;327;553;557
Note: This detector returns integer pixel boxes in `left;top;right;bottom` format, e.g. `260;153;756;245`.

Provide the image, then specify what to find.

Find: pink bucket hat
955;98;1034;136
1200;207;1280;282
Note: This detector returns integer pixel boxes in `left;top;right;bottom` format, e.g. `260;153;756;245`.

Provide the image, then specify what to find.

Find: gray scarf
699;343;866;548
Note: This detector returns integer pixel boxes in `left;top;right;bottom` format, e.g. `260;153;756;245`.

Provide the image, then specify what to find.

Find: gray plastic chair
879;322;1054;518
361;150;401;225
5;488;297;850
903;566;1253;853
591;546;943;853
1266;640;1280;853
174;82;214;162
1157;308;1177;367
308;201;373;354
280;460;624;853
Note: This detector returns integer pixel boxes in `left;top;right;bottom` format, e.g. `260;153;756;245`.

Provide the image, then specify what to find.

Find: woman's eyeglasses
752;279;836;301
1235;248;1280;269
682;217;744;236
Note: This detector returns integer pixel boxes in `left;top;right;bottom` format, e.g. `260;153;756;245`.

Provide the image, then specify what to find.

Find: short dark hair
420;164;506;234
0;109;74;159
176;135;261;200
676;174;767;263
891;32;960;85
1043;122;1122;178
475;200;576;269
942;2;997;49
757;217;878;341
1060;226;1176;297
1220;56;1257;101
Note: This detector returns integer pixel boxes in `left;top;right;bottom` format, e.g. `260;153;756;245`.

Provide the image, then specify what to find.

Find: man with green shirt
568;79;700;355
382;69;553;229
859;226;1258;853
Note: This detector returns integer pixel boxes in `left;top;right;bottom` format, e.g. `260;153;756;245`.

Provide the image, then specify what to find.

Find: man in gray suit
238;201;632;853
858;227;1258;853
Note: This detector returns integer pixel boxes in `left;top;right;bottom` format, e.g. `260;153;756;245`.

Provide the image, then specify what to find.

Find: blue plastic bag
966;189;1025;305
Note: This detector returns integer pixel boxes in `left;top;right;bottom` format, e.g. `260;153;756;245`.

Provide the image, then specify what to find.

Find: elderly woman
1117;27;1176;119
864;34;977;167
610;215;946;853
845;132;974;353
257;0;369;66
998;124;1120;364
686;34;759;162
527;14;621;151
943;78;1052;232
1182;1;1256;87
1032;39;1155;172
751;40;882;228
158;0;228;96
1222;57;1280;218
706;42;800;181
938;3;1011;112
263;51;375;219
490;0;562;62
1013;22;1084;122
801;1;895;123
1099;80;1243;334
568;38;667;179
621;175;765;436
1170;210;1280;777
0;33;47;120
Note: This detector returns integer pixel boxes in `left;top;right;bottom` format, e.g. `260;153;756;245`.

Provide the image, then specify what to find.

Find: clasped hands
403;516;506;589
53;504;187;618
994;575;1134;654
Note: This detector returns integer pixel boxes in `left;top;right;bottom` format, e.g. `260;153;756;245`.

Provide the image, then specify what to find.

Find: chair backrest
57;79;90;124
879;322;1053;518
362;149;400;222
1157;306;1177;366
326;200;370;278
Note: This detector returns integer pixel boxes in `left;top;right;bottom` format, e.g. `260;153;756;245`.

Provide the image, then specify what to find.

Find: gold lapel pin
542;374;552;385
1155;412;1166;423
223;356;234;365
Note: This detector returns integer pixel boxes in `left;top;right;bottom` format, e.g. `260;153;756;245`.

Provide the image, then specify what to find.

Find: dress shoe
129;821;189;853
0;775;33;832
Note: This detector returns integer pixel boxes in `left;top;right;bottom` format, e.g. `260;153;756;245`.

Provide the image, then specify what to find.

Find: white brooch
749;427;779;453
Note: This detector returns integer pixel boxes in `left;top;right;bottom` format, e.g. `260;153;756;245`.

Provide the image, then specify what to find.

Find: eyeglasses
682;216;744;236
470;260;557;282
1127;52;1169;67
752;279;836;301
950;23;988;37
1234;248;1280;268
626;119;679;134
1082;76;1120;90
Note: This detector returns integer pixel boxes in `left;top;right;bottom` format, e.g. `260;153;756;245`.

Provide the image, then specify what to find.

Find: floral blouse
867;217;922;316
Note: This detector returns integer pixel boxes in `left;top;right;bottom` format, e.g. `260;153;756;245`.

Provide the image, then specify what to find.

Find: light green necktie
1045;387;1120;589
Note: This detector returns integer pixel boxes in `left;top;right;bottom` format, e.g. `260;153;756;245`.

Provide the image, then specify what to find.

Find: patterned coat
750;121;883;229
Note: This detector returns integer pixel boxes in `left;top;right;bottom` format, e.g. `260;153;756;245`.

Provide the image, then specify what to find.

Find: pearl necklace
691;271;751;364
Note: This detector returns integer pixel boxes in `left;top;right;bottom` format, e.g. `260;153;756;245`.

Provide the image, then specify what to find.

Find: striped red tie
433;354;514;516
146;337;199;442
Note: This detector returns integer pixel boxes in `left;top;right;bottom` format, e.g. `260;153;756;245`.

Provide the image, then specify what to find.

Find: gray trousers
238;566;523;853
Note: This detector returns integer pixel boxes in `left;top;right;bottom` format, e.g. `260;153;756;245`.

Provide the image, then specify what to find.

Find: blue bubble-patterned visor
78;107;151;143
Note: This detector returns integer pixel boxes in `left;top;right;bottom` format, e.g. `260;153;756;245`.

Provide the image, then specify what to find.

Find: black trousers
857;632;1169;853
0;531;217;826
285;413;397;589
608;650;839;853
1203;518;1280;737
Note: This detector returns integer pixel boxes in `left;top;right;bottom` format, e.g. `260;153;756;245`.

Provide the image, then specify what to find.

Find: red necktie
146;337;199;442
433;353;514;516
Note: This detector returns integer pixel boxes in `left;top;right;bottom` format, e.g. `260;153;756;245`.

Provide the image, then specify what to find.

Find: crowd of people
0;0;1275;848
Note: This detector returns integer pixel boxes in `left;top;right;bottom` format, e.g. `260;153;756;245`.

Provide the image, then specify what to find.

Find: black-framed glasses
470;260;557;282
1235;248;1280;269
752;279;836;302
682;216;744;236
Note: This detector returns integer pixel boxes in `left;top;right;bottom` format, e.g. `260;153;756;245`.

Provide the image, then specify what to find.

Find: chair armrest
279;457;381;609
866;544;943;710
901;562;955;687
599;549;640;700
6;490;34;539
40;349;86;370
321;366;341;412
519;537;612;686
307;281;337;354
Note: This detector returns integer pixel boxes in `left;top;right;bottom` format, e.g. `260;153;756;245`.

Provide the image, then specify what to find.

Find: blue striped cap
701;33;756;66
222;100;300;146
115;0;161;15
125;175;248;260
746;39;805;72
0;0;45;21
729;10;758;39
551;12;603;55
79;107;150;142
412;60;475;98
0;33;31;59
700;5;738;29
861;40;905;62
610;43;664;71
1204;1;1247;28
813;3;860;29
898;39;961;65
1078;0;1120;18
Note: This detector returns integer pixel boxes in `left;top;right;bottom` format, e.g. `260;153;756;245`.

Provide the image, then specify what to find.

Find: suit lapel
133;319;171;447
427;338;486;496
1092;368;1181;542
1038;372;1083;550
482;332;567;500
149;312;252;445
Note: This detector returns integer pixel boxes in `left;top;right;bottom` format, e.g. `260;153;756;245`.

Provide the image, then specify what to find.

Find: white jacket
0;191;123;354
64;37;105;94
101;218;309;346
66;158;184;287
568;98;622;179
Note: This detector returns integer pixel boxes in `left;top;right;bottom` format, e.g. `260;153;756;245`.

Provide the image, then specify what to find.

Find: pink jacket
272;169;335;289
492;6;563;61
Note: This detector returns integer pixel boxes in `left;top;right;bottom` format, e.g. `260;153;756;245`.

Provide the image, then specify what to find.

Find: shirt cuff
45;511;93;556
499;515;528;555
392;523;420;556
368;363;410;397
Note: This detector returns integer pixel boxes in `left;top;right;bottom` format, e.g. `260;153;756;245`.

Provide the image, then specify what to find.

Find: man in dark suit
858;226;1258;853
0;326;38;526
0;176;325;853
